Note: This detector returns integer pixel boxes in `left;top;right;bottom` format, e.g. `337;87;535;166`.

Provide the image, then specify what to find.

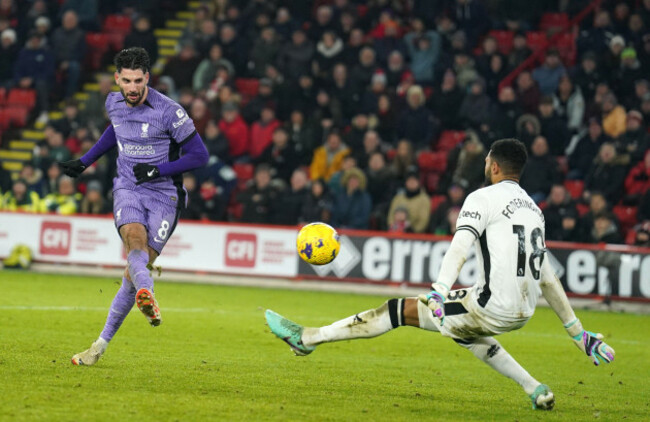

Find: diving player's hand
570;330;615;366
418;290;446;326
59;159;87;178
133;163;160;185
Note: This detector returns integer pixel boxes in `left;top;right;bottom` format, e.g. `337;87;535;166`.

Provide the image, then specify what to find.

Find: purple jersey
106;87;196;207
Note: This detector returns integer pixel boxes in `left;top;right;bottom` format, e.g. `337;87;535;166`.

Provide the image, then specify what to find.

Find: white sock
302;299;404;347
95;337;109;353
461;337;540;395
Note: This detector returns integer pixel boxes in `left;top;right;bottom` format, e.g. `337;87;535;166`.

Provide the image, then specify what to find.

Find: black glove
133;163;160;185
59;159;87;178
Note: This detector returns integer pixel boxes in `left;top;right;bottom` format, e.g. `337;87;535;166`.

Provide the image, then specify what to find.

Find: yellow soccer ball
296;222;340;265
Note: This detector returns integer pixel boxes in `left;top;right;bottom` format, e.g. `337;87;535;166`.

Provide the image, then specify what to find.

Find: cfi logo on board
225;233;256;267
141;122;149;137
40;221;71;256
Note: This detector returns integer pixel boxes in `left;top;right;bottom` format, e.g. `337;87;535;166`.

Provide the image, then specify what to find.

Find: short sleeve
165;104;197;145
456;190;489;239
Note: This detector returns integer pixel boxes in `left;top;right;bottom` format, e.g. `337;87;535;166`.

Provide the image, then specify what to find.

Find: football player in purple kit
60;47;208;366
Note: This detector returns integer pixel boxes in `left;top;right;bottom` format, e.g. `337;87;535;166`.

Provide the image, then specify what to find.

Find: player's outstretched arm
539;259;615;366
419;229;476;325
59;125;117;177
134;132;208;185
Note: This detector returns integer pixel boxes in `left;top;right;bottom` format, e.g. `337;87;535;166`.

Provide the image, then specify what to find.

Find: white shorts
417;288;529;341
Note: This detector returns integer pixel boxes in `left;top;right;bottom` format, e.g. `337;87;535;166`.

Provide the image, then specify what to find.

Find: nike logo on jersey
114;124;121;127
147;169;156;177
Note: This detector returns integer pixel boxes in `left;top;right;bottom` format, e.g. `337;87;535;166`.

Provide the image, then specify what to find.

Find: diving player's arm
59;125;117;177
133;132;208;184
419;190;488;324
539;259;615;365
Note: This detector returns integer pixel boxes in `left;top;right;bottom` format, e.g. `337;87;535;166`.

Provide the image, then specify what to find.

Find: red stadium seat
430;194;446;212
6;89;36;110
625;228;637;245
540;13;569;32
235;78;260;98
436;130;465;152
0;108;11;130
526;31;547;52
553;32;577;66
613;206;638;233
85;33;110;70
417;151;447;173
576;203;589;216
488;30;514;55
227;202;244;220
103;15;132;34
6;107;29;128
233;163;254;190
422;172;440;194
0;87;5;106
386;148;396;161
564;180;584;199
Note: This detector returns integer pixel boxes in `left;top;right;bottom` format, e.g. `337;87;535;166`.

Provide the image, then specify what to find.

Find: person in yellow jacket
40;175;81;215
601;93;627;138
310;131;350;181
2;179;41;212
387;168;431;233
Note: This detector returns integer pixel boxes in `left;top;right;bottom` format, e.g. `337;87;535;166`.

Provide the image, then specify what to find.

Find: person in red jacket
249;106;281;159
218;101;249;160
624;149;650;204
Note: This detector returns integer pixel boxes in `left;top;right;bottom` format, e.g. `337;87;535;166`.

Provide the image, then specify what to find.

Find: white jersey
455;180;546;320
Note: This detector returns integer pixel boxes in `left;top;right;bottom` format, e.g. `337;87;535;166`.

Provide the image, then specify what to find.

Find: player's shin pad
564;319;615;366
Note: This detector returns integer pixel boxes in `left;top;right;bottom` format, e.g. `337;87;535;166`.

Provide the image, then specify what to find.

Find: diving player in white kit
265;138;615;410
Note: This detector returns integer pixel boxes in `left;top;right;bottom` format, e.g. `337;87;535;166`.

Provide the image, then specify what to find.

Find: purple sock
127;249;154;292
99;277;136;342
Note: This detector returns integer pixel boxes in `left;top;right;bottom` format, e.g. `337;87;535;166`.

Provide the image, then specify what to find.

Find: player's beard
120;86;145;106
484;167;493;186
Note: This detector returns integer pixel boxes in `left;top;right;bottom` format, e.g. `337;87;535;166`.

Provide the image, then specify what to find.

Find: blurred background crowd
1;0;650;248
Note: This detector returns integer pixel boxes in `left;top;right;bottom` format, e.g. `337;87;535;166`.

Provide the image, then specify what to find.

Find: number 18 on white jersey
455;180;546;320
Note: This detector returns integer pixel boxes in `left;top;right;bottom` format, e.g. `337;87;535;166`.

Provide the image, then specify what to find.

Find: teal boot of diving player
265;310;315;356
529;384;555;410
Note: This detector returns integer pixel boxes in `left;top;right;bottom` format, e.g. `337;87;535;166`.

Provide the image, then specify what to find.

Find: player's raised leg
454;337;554;410
121;223;161;326
266;297;421;355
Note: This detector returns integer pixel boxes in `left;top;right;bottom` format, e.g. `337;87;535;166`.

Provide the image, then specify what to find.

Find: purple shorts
113;188;180;254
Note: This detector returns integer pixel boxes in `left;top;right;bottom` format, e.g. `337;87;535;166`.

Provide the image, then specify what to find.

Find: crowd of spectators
2;0;650;248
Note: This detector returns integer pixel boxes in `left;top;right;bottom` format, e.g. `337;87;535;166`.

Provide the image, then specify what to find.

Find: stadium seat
526;31;547;52
553;32;577;66
564;179;584;199
0;108;11;130
85;33;110;70
422;172;440;194
488;30;514;55
386;148;396;161
540;13;569;32
430;194;446;212
227;202;243;220
103;15;132;34
436;130;465;152
417;151;447;173
0;87;5;106
6;107;30;128
6;89;36;110
235;78;260;99
576;203;589;216
625;228;637;245
233;163;254;190
613;206;638;233
106;32;126;51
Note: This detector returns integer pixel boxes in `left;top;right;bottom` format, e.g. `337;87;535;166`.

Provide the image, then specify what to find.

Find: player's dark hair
114;47;150;73
489;138;528;177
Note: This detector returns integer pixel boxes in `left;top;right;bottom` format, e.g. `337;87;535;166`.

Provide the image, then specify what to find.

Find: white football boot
71;338;108;366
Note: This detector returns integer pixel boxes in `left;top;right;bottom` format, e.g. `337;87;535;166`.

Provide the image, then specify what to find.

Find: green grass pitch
1;271;649;421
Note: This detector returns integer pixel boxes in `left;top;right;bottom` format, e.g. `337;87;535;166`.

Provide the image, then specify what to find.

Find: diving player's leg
266;297;436;355
455;337;554;410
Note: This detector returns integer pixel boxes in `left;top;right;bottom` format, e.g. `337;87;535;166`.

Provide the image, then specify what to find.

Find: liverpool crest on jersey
140;123;149;138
